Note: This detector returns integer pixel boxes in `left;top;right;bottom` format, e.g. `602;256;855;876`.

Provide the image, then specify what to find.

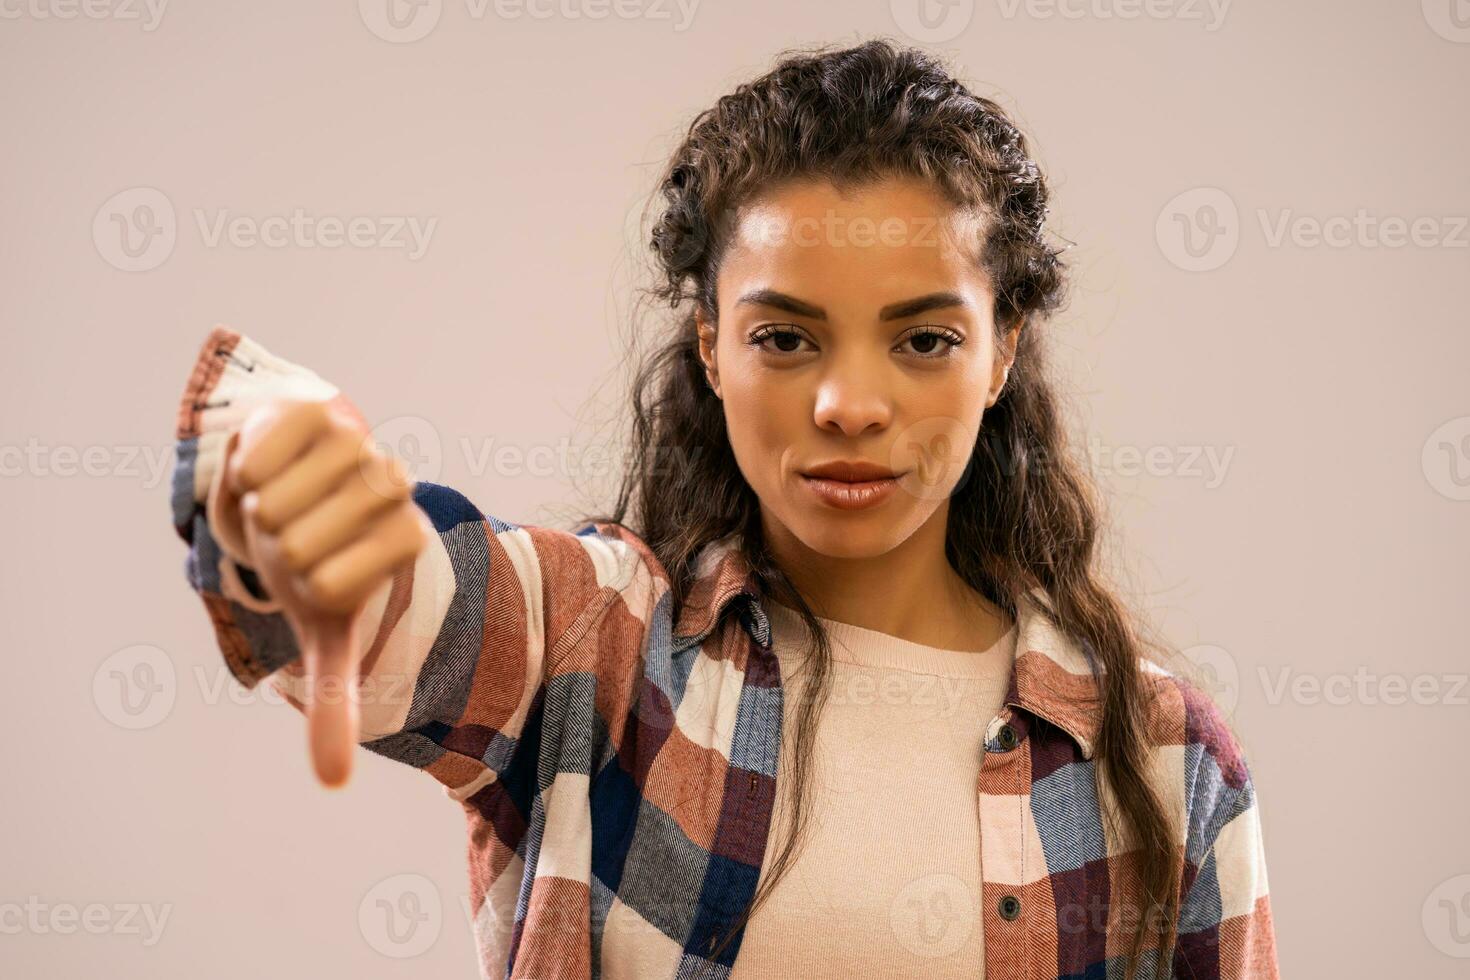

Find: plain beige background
3;1;1467;977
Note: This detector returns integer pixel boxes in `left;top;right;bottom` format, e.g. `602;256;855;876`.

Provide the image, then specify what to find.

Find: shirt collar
671;531;767;646
672;534;1104;760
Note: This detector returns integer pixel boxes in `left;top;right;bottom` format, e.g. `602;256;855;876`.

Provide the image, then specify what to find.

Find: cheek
722;372;796;470
890;375;989;494
905;366;990;428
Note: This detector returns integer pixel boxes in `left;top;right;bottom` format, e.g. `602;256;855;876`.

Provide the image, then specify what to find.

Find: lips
798;460;903;512
800;460;898;482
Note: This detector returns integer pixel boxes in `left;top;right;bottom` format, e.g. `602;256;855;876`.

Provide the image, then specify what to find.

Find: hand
215;399;432;788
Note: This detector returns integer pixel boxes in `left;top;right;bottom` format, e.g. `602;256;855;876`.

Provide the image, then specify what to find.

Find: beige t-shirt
729;597;1018;980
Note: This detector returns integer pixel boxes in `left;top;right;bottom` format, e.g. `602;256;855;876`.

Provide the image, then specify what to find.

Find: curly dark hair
577;37;1182;979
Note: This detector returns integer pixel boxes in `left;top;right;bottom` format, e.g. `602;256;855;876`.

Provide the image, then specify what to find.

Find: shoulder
574;520;668;594
551;521;671;633
1137;663;1262;847
1142;665;1252;790
531;521;669;674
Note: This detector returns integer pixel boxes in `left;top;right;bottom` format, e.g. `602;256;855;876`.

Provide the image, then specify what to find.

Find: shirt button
996;724;1019;751
998;894;1022;920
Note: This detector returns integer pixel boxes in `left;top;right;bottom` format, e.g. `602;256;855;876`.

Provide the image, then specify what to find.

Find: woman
170;38;1278;980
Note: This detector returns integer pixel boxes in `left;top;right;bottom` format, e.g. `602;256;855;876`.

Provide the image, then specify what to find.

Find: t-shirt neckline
762;597;1018;679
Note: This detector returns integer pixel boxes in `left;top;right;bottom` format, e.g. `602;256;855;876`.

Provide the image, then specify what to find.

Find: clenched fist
210;399;434;788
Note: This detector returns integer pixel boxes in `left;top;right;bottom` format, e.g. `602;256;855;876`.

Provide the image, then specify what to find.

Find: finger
251;428;367;536
302;614;360;788
208;430;252;564
228;400;331;497
304;505;430;616
275;452;413;572
238;490;316;614
357;444;417;503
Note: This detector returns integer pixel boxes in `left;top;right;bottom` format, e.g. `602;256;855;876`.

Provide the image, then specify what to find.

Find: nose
812;360;893;437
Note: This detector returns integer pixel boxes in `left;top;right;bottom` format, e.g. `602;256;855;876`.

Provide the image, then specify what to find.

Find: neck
760;503;1012;652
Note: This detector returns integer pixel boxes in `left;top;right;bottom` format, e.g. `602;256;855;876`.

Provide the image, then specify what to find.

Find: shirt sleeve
1170;697;1280;978
169;325;651;800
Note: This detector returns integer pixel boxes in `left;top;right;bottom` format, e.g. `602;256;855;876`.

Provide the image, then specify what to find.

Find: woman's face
699;175;1019;560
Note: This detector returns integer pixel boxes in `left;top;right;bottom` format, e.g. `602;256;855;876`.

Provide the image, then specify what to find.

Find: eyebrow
735;288;969;322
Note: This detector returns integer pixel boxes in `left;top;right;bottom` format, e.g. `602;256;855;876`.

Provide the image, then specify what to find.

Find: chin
787;511;908;559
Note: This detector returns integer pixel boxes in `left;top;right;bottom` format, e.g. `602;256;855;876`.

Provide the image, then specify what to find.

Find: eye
747;325;813;355
896;326;964;359
745;324;966;359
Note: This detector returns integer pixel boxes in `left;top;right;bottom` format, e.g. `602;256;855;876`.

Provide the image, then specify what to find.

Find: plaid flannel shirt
170;326;1280;979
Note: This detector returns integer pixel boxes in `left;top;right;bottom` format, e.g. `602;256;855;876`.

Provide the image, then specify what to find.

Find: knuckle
366;522;399;557
243;491;278;532
380;457;413;498
277;529;310;571
329;427;367;462
385;508;425;558
294;399;330;427
358;451;411;502
405;508;431;551
306;568;351;613
348;435;379;465
232;446;266;491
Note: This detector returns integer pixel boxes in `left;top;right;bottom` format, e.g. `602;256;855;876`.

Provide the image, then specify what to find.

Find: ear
696;310;722;400
986;318;1023;409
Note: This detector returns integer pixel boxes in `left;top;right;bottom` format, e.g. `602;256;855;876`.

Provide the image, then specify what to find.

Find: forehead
717;176;992;309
